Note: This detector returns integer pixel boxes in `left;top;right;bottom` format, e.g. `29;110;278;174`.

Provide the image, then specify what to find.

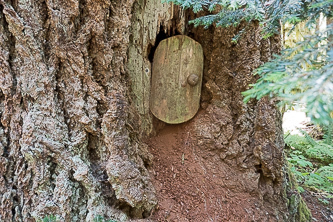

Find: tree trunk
0;0;310;221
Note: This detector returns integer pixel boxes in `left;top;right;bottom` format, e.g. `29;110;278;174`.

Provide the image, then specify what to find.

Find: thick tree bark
0;0;309;221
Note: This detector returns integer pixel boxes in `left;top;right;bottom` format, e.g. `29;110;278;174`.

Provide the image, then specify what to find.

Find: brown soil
302;191;333;222
146;122;269;221
146;121;333;221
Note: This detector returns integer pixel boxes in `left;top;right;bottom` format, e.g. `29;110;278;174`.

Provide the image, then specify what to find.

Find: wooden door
150;35;203;124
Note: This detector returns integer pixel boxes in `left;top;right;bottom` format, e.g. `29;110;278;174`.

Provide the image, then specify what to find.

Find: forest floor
146;123;260;221
144;110;332;221
284;110;333;222
302;191;333;222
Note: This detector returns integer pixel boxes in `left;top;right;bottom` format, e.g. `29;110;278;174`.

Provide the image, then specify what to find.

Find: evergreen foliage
285;130;333;199
323;123;333;145
163;0;333;126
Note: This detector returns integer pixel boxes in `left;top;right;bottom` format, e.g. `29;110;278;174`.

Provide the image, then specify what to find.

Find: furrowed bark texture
0;0;164;221
0;0;307;221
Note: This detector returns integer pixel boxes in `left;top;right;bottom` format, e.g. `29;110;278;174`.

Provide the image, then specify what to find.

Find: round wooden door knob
187;74;199;86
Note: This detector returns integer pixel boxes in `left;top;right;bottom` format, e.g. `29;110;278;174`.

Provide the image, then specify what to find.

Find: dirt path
144;117;333;221
146;123;269;221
